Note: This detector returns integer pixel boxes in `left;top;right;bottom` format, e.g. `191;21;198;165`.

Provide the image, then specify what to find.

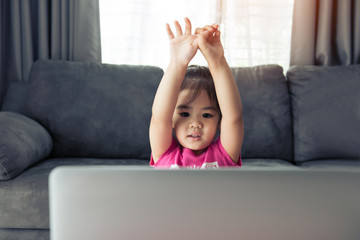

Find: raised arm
150;18;199;162
196;25;244;162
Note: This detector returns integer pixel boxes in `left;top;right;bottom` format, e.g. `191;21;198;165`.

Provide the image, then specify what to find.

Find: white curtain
100;0;294;70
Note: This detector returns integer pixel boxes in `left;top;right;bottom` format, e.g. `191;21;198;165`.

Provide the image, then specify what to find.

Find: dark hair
180;65;220;115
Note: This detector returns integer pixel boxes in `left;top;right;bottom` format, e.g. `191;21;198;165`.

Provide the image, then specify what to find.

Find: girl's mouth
190;134;200;137
187;134;201;141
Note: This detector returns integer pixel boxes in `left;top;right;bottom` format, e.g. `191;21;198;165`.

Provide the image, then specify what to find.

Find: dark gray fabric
0;0;101;107
26;60;163;159
232;65;293;161
0;112;52;180
50;0;102;62
287;64;360;163
0;82;29;115
299;159;360;171
0;157;148;229
290;0;360;66
0;229;49;240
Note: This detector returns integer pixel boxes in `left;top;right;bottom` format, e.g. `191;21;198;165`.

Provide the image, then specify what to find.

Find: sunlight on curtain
100;0;294;71
222;0;294;69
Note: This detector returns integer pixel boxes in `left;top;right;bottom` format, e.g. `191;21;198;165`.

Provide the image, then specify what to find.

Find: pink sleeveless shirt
150;138;242;169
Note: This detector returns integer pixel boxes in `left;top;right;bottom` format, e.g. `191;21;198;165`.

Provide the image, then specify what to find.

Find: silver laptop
49;166;360;240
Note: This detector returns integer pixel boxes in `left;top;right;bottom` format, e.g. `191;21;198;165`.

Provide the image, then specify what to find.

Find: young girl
149;17;244;169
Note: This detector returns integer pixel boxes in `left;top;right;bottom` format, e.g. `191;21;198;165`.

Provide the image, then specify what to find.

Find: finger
197;32;208;48
203;25;216;36
204;25;215;32
174;20;183;36
192;36;199;49
211;23;219;30
166;23;175;40
215;30;221;38
184;17;192;35
195;27;205;35
200;29;210;39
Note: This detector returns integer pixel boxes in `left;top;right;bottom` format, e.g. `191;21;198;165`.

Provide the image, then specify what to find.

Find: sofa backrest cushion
27;60;163;159
287;64;360;163
232;65;293;161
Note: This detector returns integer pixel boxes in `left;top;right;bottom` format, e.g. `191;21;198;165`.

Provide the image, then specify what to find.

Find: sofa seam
285;77;296;163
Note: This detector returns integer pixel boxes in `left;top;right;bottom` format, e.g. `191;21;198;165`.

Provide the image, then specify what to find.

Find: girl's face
172;89;220;155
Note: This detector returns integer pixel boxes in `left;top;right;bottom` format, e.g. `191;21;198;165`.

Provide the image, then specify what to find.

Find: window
100;0;294;71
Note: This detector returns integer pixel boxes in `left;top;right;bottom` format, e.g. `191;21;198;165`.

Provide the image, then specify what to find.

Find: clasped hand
166;17;224;66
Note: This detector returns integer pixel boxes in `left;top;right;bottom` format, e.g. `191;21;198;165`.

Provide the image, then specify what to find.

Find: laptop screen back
49;166;360;240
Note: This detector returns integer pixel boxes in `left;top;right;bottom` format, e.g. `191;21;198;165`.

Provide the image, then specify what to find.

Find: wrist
168;60;189;71
165;61;188;80
207;56;228;70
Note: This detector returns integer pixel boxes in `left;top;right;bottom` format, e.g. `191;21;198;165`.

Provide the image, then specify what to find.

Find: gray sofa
0;60;359;239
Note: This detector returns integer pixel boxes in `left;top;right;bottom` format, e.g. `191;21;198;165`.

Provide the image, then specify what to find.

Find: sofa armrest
0;112;53;180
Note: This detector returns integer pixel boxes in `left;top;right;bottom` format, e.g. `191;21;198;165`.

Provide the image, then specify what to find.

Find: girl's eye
180;112;190;117
202;113;213;118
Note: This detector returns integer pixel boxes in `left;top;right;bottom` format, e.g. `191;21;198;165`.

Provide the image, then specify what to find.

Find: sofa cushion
287;64;360;163
26;60;163;159
0;157;149;229
232;65;293;161
0;112;52;180
298;159;360;171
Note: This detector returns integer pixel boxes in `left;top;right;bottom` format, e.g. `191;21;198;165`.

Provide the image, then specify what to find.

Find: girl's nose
190;120;202;129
